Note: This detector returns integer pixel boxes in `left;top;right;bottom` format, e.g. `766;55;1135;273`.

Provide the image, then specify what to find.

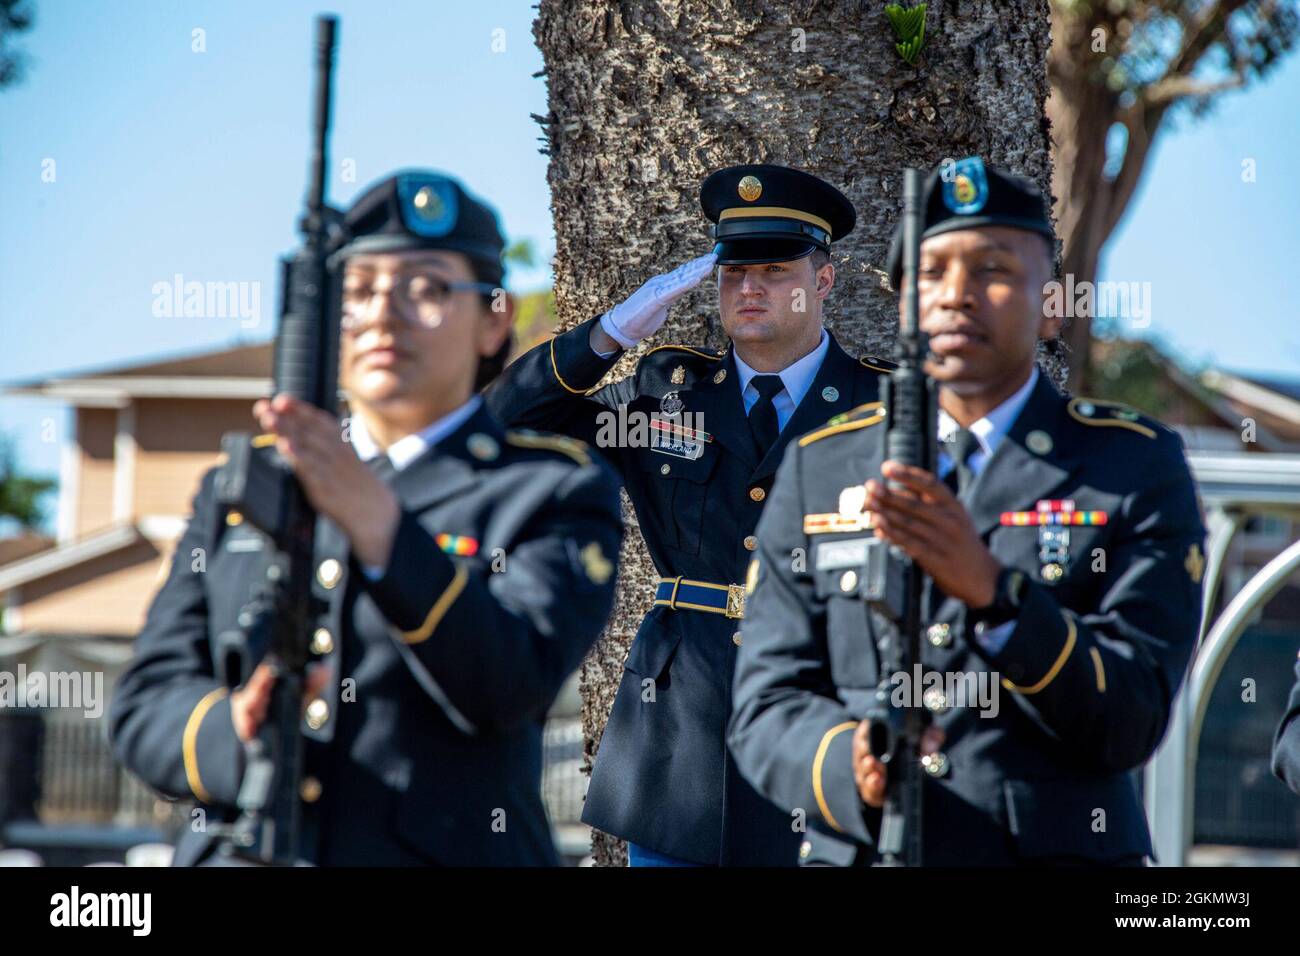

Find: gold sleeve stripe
1089;647;1106;693
550;336;603;396
251;433;277;448
859;358;895;373
505;431;592;467
401;565;469;645
799;406;886;446
1002;613;1078;695
813;721;859;833
645;344;724;361
183;687;229;804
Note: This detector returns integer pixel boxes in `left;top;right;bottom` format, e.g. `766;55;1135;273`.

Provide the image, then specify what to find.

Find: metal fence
6;710;588;840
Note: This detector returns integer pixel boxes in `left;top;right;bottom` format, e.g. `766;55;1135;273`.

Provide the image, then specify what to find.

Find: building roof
1200;368;1300;448
0;533;56;570
0;523;142;593
3;342;273;406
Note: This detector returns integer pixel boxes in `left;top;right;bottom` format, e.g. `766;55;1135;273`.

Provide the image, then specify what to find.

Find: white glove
599;252;718;349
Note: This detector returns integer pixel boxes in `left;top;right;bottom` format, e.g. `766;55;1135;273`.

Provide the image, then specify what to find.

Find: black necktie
367;453;398;485
943;428;979;497
748;375;785;460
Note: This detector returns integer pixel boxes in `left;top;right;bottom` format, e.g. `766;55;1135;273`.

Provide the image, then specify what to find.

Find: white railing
1145;451;1300;865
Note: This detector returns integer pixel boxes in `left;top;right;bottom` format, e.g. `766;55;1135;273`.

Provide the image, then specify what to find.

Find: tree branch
1145;69;1247;105
1163;0;1251;81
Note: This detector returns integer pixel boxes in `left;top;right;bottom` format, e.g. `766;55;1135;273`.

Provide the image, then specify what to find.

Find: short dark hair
809;248;830;270
471;259;511;391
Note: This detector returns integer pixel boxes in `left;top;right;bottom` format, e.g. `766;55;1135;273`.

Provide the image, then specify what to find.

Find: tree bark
534;0;1054;866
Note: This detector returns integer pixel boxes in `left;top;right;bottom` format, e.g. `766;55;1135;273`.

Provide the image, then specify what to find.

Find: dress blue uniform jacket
730;371;1207;865
485;315;890;865
110;404;622;866
1273;655;1300;796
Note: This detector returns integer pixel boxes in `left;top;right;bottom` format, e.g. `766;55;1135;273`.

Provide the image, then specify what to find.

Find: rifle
860;167;934;866
209;14;341;866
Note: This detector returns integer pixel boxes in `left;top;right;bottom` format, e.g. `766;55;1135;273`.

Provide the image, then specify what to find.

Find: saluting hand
253;394;399;569
597;252;718;350
860;460;1002;610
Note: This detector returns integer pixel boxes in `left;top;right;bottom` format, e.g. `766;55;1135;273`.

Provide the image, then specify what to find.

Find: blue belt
653;576;746;620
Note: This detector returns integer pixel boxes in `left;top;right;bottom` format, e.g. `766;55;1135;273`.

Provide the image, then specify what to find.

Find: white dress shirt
350;395;483;471
932;366;1039;654
936;366;1038;480
733;329;831;432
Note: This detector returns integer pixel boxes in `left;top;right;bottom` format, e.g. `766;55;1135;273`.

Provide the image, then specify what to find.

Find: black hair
470;257;511;391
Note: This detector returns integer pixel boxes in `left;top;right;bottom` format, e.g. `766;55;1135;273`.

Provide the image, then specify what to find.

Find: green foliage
0;0;34;88
1055;0;1300;118
1091;340;1172;418
885;3;927;66
0;434;54;529
511;287;559;354
504;238;538;269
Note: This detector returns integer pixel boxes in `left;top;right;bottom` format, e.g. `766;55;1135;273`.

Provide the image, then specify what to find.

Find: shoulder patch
799;402;886;446
859;355;898;373
1066;397;1159;440
504;429;592;467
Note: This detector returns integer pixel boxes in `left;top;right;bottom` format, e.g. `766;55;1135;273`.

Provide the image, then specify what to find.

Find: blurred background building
1;333;1298;864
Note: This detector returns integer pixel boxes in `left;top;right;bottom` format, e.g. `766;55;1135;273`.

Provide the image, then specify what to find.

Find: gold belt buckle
725;584;746;620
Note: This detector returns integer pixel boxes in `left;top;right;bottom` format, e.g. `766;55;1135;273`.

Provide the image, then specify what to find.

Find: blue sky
2;0;1298;529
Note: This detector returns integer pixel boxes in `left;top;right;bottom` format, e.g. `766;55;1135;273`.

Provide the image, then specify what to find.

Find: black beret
338;170;506;284
886;156;1055;288
701;164;856;265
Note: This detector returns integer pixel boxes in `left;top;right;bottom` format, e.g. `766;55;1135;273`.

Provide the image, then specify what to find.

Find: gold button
305;698;329;731
316;558;342;589
310;627;334;655
1041;562;1064;582
840;570;858;593
732;632;743;647
799;840;812;860
300;776;323;803
921;752;950;778
927;623;951;647
660;463;671;476
225;510;243;527
743;535;758;551
923;686;948;713
749;487;766;502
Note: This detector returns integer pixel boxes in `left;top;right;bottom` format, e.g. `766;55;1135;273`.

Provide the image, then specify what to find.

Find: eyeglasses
341;270;498;330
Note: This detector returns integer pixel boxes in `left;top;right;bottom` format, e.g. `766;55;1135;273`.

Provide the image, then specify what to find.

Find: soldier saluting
111;170;623;865
730;158;1207;866
487;165;892;866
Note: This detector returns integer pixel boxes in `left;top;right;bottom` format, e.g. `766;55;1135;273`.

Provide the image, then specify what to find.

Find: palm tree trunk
534;0;1054;865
